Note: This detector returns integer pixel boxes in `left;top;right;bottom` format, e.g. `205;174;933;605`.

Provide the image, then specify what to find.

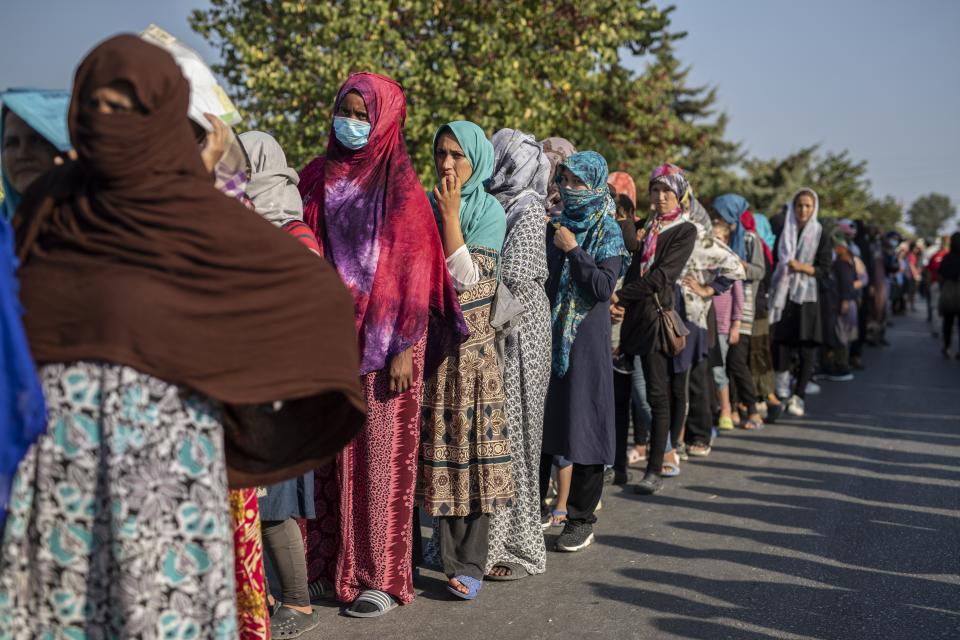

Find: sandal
485;561;529;582
687;443;712;457
550;509;568;527
344;589;398;618
742;418;765;431
270;607;321;639
661;461;681;477
307;578;333;603
718;416;735;431
447;575;482;600
676;443;689;461
627;445;648;469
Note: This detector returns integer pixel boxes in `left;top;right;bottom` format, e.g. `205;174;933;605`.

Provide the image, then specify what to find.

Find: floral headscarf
639;163;692;275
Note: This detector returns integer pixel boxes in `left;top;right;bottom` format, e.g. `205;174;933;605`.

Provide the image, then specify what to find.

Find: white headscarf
769;188;822;324
239;131;303;227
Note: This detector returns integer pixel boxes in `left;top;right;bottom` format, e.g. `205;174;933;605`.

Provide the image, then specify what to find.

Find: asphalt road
305;310;960;640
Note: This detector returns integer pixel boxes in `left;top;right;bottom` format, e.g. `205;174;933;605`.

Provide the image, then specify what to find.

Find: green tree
739;145;877;221
647;42;743;198
191;0;684;183
864;195;904;231
908;193;956;240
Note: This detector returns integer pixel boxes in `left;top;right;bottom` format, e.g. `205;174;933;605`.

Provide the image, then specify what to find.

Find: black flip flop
343;589;398;618
270;607;321;640
485;561;529;582
307;579;333;603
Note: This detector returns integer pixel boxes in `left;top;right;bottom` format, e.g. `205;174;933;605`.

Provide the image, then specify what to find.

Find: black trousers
614;371;633;472
438;513;489;580
262;518;309;607
726;339;758;414
538;458;605;525
641;350;690;475
684;358;712;446
944;313;960;351
774;343;818;399
852;297;868;358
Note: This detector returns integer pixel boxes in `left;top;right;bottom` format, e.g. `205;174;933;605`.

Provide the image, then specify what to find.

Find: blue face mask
333;116;371;150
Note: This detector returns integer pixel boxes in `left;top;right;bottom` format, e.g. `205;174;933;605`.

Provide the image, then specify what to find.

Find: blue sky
3;0;958;217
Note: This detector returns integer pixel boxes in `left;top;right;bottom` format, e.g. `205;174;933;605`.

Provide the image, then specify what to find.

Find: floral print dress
0;362;237;638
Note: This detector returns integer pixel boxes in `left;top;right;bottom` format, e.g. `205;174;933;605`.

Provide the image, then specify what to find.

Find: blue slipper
447;575;482;600
661;462;681;478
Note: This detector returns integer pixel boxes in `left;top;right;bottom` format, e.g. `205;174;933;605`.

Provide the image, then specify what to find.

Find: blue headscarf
551;151;630;376
429;121;506;253
752;212;777;251
713;193;748;260
0;89;71;221
0;217;46;533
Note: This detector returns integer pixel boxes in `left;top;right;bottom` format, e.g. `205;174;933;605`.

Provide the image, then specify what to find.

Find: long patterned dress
417;247;514;517
230;489;269;639
306;336;427;605
228;193;270;640
0;362;237;638
485;203;551;575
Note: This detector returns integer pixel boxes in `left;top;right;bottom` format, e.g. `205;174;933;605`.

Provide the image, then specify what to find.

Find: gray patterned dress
0;362;237;638
485;200;552;575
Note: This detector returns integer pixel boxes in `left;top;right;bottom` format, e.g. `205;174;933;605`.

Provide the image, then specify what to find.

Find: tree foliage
190;0;735;187
190;1;913;229
738;146;881;223
908;193;956;240
864;195;905;233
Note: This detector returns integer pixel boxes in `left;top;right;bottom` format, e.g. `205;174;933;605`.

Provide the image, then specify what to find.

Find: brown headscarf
14;35;365;488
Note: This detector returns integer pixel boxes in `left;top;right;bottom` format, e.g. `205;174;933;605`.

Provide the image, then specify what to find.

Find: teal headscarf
752;212;777;251
429;120;506;252
551;151;630;377
0;89;71;221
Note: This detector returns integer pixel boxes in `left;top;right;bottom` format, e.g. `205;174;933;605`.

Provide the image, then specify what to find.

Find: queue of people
1;33;954;639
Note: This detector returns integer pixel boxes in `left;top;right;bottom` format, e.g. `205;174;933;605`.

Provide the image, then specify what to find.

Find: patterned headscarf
429;121;506;252
640;163;692;275
488;128;549;233
551;151;630;376
837;218;857;240
712;193;749;260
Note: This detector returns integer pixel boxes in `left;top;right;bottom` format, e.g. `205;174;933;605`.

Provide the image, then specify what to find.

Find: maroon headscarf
299;73;467;376
15;35;365;487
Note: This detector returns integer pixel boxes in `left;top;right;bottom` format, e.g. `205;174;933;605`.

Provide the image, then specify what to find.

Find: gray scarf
488;128;550;232
239;131;303;227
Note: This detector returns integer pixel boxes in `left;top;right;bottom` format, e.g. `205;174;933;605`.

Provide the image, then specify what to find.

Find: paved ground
306;310;960;640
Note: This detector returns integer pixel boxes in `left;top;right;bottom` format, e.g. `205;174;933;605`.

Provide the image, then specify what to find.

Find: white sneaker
786;395;805;417
805;381;821;395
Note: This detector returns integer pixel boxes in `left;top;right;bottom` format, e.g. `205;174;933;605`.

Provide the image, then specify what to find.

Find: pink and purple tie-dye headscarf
299;72;468;376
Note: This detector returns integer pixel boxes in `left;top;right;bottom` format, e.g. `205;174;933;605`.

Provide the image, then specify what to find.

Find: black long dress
542;229;622;466
771;228;833;346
